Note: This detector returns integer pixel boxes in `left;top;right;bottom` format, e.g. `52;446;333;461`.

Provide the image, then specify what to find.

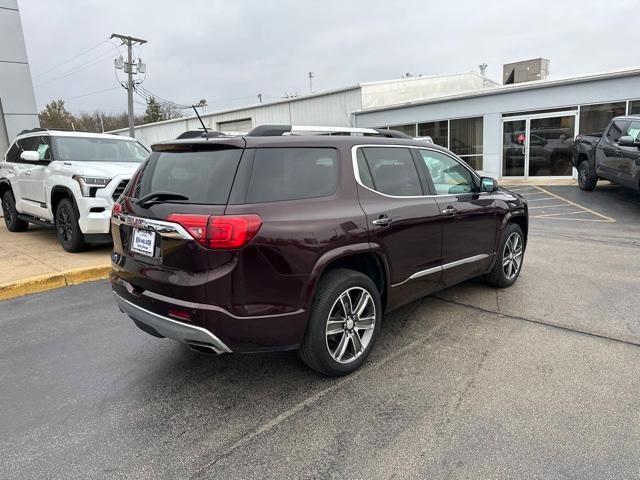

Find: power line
35;51;117;88
62;86;122;102
33;40;109;78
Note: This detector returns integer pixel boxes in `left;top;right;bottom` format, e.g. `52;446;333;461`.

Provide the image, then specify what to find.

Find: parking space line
505;187;539;193
528;203;571;210
533;210;590;218
530;216;612;222
533;186;616;222
525;197;562;202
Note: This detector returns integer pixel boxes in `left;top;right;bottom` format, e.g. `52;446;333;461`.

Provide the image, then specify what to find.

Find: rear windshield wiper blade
136;191;190;207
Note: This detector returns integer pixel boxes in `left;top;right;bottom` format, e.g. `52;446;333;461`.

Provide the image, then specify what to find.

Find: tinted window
245;148;337;203
131;148;242;204
626;121;640;142
5;143;19;163
419;150;475;195
360;147;422;196
607;120;629;143
54;137;148;162
21;136;52;160
356;149;374;189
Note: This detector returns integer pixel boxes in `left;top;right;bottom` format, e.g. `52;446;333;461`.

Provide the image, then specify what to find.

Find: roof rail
17;127;50;135
17;127;101;136
246;125;412;139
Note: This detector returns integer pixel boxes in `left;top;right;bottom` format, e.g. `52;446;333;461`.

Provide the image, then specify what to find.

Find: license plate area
131;228;157;257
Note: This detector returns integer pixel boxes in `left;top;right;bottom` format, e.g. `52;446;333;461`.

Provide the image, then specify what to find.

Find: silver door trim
391;254;490;287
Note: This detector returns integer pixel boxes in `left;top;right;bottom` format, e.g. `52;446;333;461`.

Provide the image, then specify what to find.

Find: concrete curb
0;265;111;301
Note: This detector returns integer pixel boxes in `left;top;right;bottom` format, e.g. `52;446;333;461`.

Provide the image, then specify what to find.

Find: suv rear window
130;148;243;204
244;148;338;203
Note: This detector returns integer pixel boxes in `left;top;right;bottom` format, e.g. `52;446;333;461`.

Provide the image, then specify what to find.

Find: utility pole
257;93;263;104
111;33;147;138
308;72;314;94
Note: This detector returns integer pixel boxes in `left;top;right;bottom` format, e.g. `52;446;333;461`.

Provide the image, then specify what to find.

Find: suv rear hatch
111;139;248;312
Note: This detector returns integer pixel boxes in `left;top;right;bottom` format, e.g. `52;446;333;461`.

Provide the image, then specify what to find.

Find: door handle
441;206;458;215
24;171;32;176
372;215;392;227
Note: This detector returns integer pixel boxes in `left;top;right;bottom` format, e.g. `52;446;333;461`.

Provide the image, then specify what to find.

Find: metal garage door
217;118;252;133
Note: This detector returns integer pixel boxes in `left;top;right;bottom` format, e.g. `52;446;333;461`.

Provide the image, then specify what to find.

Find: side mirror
618;135;637;147
20;151;40;162
480;176;498;193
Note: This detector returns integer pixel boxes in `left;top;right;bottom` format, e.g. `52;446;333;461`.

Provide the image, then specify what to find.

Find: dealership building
0;0;38;155
115;60;640;181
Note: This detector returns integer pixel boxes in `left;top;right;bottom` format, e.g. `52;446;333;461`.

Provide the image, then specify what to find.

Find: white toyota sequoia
0;128;148;252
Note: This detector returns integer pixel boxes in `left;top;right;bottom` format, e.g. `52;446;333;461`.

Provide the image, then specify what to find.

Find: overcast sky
19;0;640;116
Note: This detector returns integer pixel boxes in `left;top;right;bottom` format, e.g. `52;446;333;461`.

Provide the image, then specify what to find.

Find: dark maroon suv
110;125;528;376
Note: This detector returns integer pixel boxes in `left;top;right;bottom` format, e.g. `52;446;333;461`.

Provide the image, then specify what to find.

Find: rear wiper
136;191;189;207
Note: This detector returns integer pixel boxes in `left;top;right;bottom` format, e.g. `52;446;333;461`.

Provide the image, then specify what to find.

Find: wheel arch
50;186;80;219
506;212;528;245
0;178;12;197
304;244;390;312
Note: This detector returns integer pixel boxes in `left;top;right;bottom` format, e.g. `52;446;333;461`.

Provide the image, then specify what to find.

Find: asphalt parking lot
2;184;640;479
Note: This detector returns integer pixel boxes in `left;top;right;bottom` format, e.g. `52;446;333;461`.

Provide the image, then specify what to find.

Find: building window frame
383;115;484;171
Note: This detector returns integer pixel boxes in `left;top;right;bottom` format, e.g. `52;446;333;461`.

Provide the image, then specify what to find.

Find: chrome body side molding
391;254;490;287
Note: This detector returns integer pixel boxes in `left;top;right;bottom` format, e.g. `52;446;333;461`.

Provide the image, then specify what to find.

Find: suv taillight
166;214;262;249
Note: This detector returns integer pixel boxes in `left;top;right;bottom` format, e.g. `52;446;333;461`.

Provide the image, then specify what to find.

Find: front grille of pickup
112;180;129;202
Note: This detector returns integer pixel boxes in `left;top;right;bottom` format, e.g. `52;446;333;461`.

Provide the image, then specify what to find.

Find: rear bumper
111;273;308;352
113;291;232;354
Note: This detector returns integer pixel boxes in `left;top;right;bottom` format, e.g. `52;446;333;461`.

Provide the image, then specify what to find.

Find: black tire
2;190;29;232
298;269;382;377
578;160;598;191
55;198;86;252
484;223;525;288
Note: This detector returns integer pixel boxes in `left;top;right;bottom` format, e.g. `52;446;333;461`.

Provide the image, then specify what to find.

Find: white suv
0;128;148;252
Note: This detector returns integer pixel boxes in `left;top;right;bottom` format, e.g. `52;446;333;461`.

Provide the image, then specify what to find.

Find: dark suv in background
110;125;528;376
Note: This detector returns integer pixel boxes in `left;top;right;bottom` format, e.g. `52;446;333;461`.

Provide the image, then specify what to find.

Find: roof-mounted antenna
192;100;208;133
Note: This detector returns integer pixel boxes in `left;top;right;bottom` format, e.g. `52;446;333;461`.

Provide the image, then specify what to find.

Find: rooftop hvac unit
503;58;550;85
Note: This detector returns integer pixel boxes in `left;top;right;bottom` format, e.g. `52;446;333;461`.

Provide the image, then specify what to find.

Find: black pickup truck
573;116;640;191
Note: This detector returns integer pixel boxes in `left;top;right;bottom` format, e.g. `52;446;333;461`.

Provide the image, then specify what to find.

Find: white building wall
355;73;640;178
361;72;496;110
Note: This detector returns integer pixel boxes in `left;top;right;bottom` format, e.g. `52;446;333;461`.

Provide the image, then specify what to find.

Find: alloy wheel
325;287;376;364
502;232;523;280
56;207;73;242
578;164;587;187
2;195;14;225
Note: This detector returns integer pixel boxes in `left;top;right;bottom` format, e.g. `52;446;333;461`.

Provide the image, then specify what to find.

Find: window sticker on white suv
37;143;49;159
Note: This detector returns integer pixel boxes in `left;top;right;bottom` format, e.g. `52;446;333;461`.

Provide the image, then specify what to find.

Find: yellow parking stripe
533;186;616;223
528;203;571;210
533;210;590;218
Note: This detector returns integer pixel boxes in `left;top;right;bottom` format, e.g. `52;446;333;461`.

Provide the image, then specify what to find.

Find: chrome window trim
351;144;484;200
112;213;193;240
391;254;490;287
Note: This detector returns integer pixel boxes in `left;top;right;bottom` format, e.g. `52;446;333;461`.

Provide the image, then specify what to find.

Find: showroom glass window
418;121;448;147
387;124;417;137
579;102;626;135
449;117;483;170
629;100;640;115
